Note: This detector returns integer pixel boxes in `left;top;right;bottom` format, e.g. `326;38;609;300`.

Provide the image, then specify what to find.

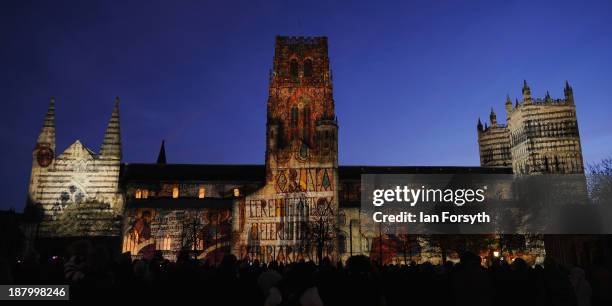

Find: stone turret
522;80;532;104
505;95;512;118
29;97;57;202
564;80;574;104
545;91;552;103
36;97;56;152
100;97;122;160
489;108;497;127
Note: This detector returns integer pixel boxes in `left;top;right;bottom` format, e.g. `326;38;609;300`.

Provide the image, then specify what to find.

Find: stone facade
478;81;584;175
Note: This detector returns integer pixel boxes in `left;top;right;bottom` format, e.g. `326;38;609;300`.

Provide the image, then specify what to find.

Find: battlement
532;98;568;104
481;123;507;133
316;118;338;126
514;97;572;108
507;96;575;119
276;36;327;46
271;35;332;87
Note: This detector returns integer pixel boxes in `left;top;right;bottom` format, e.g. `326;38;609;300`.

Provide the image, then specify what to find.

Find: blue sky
2;0;612;210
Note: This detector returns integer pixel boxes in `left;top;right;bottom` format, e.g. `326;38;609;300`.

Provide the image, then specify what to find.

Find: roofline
122;163;264;167
121;162;509;169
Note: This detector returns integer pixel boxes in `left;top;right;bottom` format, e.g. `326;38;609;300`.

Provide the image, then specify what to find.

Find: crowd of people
1;240;611;306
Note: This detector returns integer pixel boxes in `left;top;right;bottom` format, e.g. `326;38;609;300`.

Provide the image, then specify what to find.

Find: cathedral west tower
27;98;123;238
478;81;584;175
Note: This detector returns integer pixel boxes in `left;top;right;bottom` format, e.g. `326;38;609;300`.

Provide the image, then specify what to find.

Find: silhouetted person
0;258;13;284
588;256;612;306
538;256;578;306
569;267;591;306
451;251;493;306
343;255;386;306
64;240;93;283
278;261;324;306
258;268;282;306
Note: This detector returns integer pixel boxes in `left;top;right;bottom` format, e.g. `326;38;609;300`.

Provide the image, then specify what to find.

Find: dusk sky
2;0;612;211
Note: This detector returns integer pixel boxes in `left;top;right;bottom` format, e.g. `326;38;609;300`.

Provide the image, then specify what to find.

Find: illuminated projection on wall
234;184;338;262
230;37;340;263
27;98;123;238
274;167;333;193
123;208;232;262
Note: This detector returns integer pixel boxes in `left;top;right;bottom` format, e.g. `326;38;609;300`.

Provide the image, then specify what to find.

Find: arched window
290;59;298;78
163;235;172;250
157;235;171;251
304;59;313;77
198;186;206;199
135;189;142;199
233;188;240;197
172;186;179;198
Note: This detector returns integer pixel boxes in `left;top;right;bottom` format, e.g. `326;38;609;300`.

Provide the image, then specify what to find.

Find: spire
477;118;483;132
100;97;122;160
564;80;574;104
522;80;532;103
489;108;497;127
505;94;513;115
36;97;56;151
515;98;519;108
157;140;167;164
545;90;551;102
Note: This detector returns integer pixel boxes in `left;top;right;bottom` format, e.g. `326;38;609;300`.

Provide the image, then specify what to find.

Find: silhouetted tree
587;157;612;205
305;198;338;264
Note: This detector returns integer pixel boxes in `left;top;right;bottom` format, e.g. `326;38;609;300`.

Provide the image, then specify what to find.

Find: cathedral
26;36;584;265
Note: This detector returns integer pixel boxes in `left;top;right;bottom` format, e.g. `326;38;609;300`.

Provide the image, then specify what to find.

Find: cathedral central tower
234;36;339;263
265;36;338;181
